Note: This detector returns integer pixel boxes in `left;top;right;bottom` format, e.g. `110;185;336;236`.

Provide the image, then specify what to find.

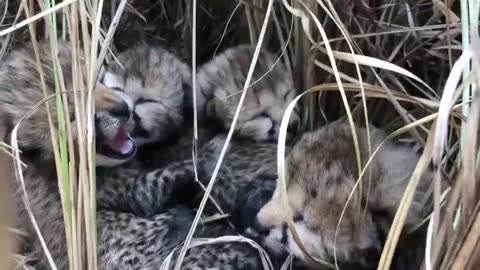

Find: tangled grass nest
1;0;479;269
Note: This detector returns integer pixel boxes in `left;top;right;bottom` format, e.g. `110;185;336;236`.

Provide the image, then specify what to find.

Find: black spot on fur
132;111;150;138
281;224;288;244
293;214;304;222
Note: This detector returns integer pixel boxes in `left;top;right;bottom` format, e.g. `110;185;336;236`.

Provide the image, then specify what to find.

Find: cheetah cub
197;44;300;142
238;121;435;268
101;44;192;147
0;40;142;269
101;44;225;169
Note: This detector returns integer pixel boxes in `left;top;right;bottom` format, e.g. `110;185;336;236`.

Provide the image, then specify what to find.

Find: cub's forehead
288;136;342;166
257;90;275;106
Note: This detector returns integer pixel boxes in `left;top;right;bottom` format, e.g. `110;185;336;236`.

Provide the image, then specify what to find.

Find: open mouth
97;123;137;160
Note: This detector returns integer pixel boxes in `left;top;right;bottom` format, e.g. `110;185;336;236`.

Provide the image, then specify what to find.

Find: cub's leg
97;136;227;217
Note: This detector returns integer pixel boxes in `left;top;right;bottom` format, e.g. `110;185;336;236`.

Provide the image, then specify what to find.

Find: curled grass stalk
277;86;336;269
316;0;373;234
162;236;274;270
295;0;363;194
277;81;458;269
448;89;480;268
378;23;476;270
378;121;436;270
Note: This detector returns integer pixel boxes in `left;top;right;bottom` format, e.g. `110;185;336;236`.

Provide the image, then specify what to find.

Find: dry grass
0;115;15;270
1;0;126;269
0;0;478;269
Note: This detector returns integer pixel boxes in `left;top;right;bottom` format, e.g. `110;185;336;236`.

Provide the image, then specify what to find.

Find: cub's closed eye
283;89;296;101
112;87;124;92
136;97;158;104
260;112;270;118
293;214;304;222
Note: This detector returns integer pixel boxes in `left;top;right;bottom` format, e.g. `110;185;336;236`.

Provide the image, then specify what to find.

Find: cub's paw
231;174;277;232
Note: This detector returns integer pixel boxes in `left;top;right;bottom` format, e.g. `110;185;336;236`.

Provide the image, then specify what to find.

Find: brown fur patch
94;82;127;112
256;121;436;265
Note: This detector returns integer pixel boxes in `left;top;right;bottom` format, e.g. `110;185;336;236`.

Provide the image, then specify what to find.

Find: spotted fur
0;41;136;269
100;44;221;170
245;121;436;269
98;207;263;270
2;41;265;269
129;44;301;170
95;138;265;269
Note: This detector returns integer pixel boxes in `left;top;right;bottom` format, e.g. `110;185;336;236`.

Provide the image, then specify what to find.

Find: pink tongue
105;124;133;154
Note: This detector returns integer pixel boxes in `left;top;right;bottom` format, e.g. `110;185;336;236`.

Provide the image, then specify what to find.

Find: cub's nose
267;126;277;143
268;125;276;137
109;100;131;122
